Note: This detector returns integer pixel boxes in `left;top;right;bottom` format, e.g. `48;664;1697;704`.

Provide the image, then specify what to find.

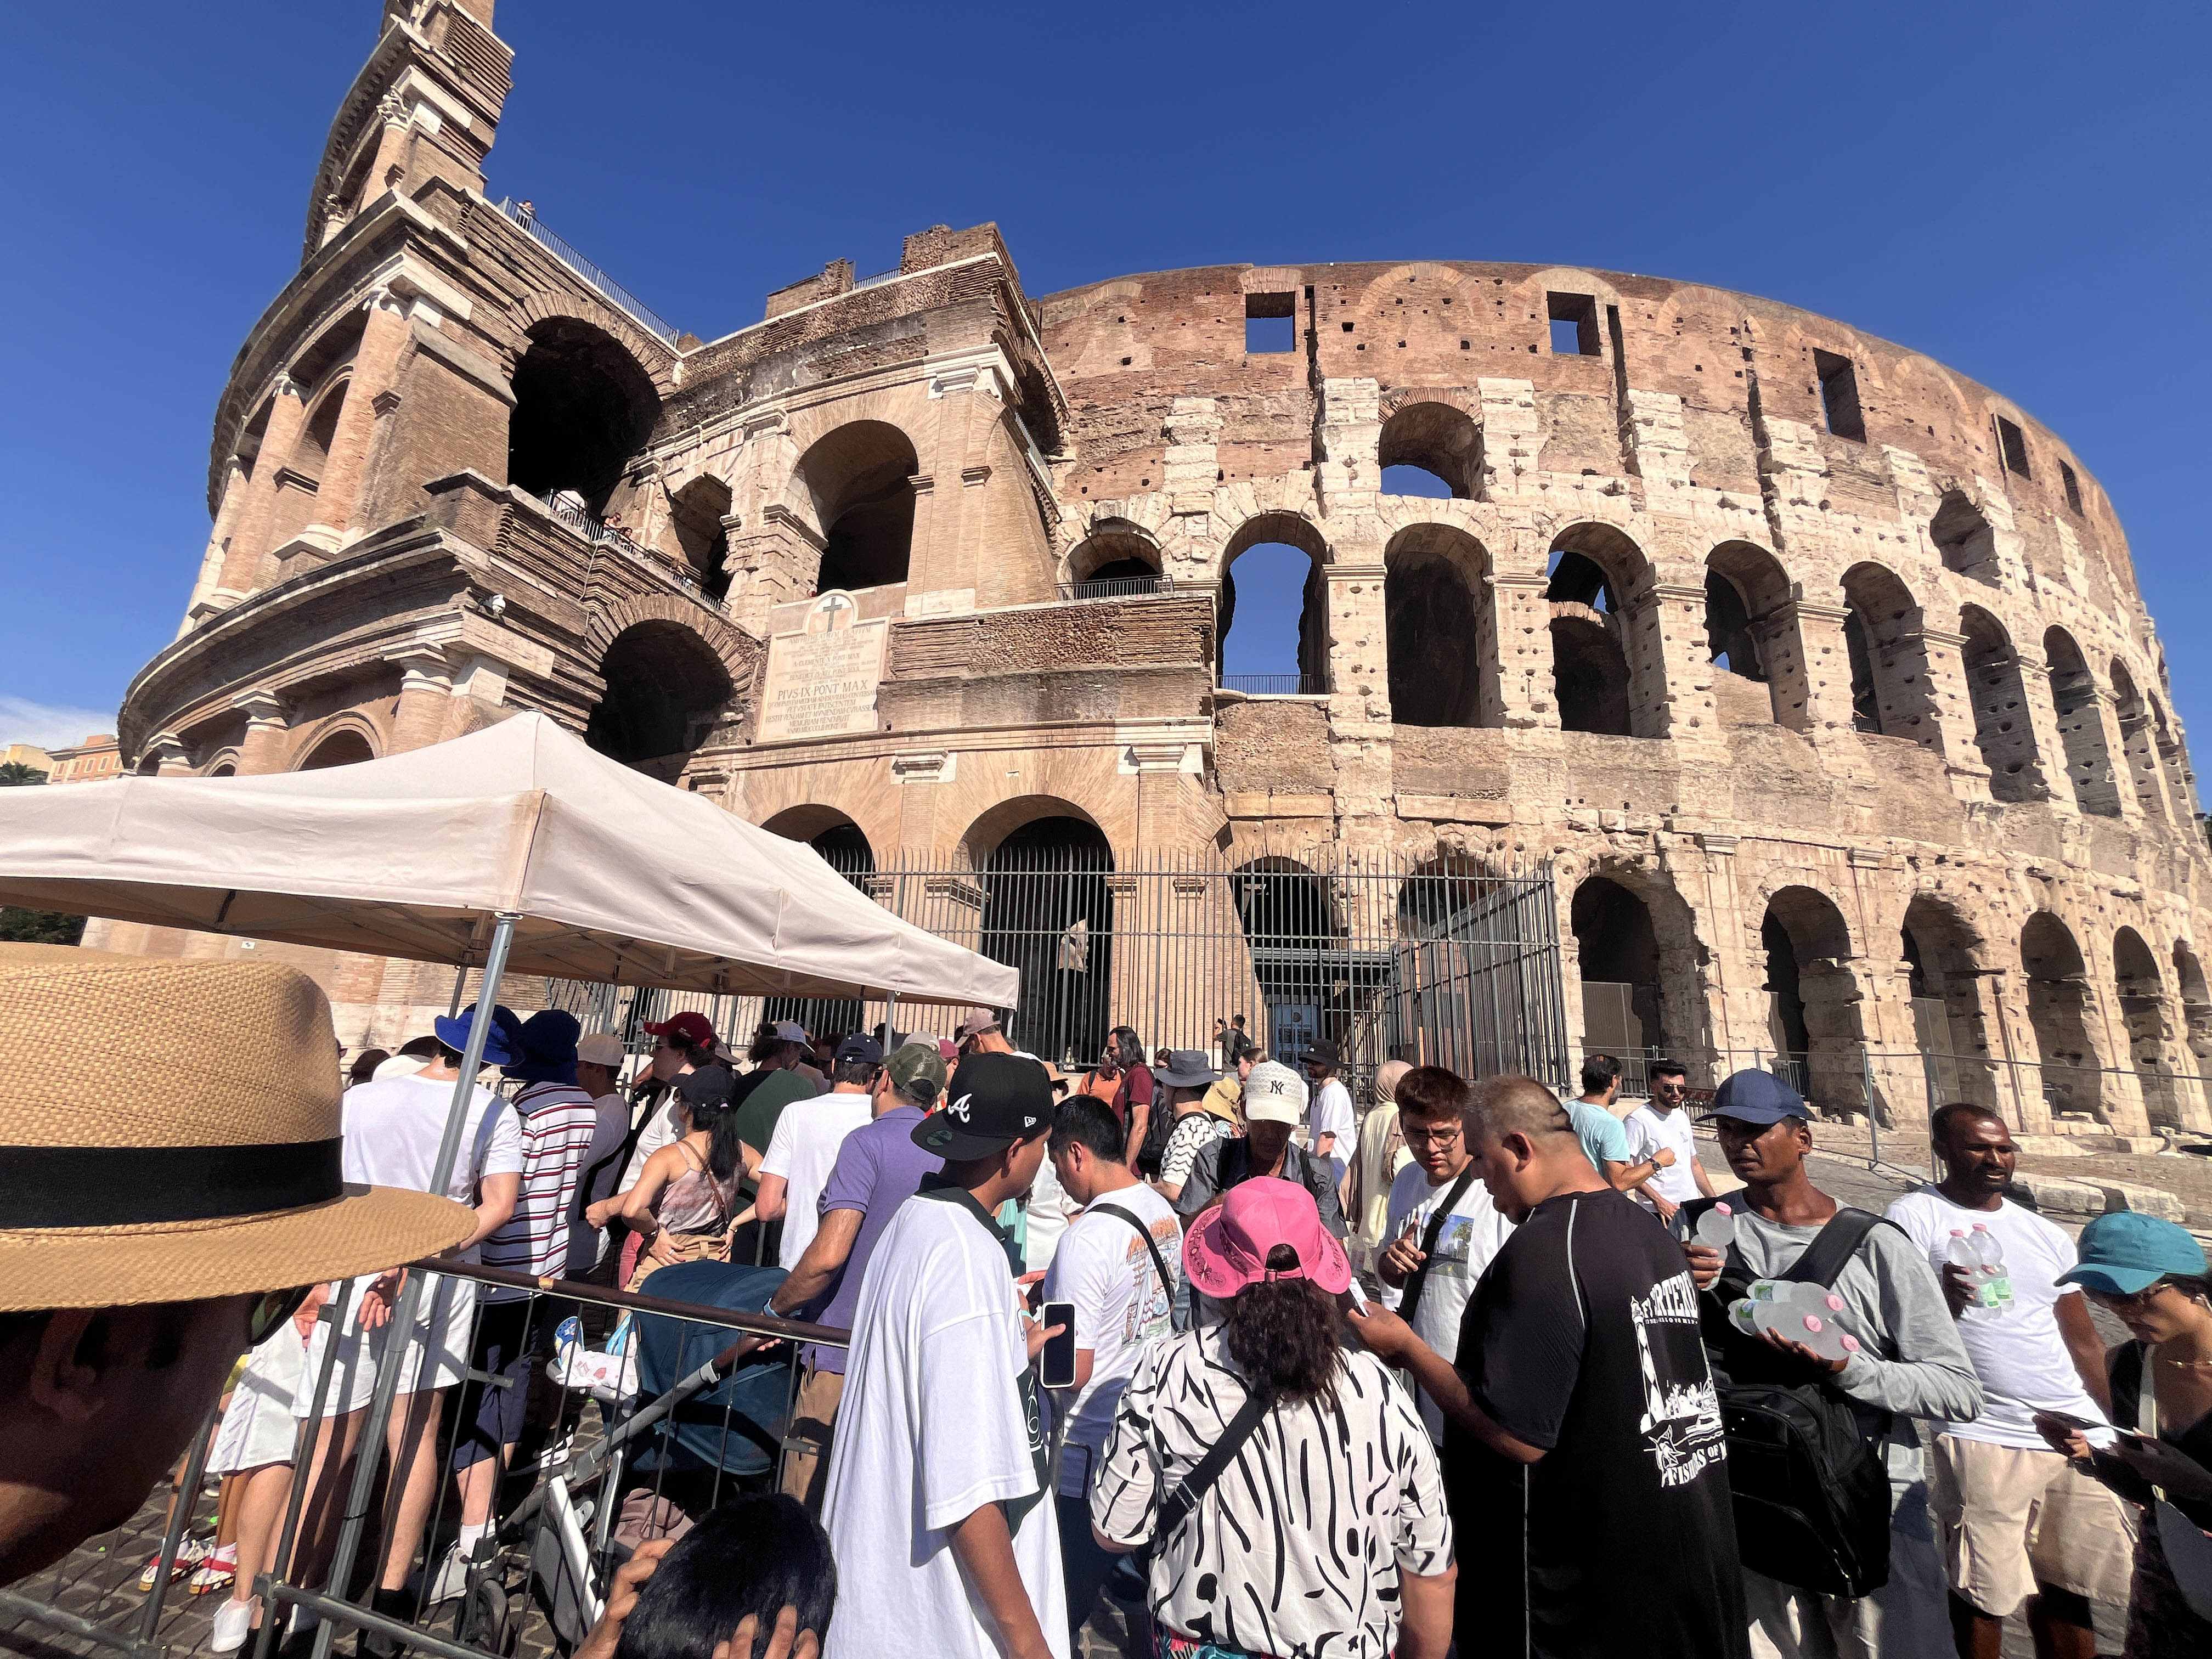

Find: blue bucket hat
2057;1212;2209;1296
1703;1069;1808;1126
433;1003;520;1069
505;1008;582;1086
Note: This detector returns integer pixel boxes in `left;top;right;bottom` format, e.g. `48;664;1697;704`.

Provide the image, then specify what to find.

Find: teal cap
2057;1211;2208;1295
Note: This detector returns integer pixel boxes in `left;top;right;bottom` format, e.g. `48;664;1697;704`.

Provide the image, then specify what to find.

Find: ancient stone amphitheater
102;0;2212;1143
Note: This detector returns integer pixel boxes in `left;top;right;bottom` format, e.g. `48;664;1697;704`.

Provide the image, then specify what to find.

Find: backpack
1131;1069;1176;1176
1685;1198;1900;1600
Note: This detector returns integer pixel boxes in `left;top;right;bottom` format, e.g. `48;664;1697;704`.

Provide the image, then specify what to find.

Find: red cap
642;1010;716;1047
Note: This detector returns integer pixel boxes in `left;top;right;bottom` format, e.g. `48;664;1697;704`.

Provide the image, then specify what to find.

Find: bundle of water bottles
1694;1204;1864;1362
1938;1223;2014;1313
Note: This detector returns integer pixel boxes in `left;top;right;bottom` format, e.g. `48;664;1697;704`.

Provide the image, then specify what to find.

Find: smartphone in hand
1039;1301;1079;1389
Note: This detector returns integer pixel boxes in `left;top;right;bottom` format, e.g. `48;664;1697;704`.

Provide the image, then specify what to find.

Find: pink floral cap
1182;1176;1352;1300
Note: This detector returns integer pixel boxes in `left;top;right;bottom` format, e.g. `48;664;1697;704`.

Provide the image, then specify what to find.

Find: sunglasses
248;1283;316;1345
2083;1282;2178;1311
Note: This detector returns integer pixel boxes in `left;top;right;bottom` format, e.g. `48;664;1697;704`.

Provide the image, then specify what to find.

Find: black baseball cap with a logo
911;1052;1056;1159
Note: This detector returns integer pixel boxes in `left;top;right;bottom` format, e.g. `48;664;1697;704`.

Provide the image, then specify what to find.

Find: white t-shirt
338;1073;521;1263
822;1193;1069;1659
622;1094;683;1190
1043;1182;1180;1497
1022;1151;1078;1274
1623;1105;1703;1207
1310;1076;1357;1161
1378;1161;1514;1441
758;1091;874;1269
1884;1186;2106;1448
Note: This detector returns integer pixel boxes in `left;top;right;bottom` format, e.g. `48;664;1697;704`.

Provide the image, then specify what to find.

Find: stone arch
1233;855;1344;1063
972;808;1115;1068
1064;520;1165;590
2042;627;2121;816
1839;562;1936;744
265;377;351;550
2020;911;2107;1123
1220;511;1330;693
1378;400;1482;500
1705;539;1803;727
1384;523;1491;727
1570;867;1712;1087
588;592;757;691
1546;522;1656;736
2109;660;2170;821
1931;490;1998;581
667;475;733;602
760;805;877;872
509;292;674;393
2151;696;2196;819
1959;606;2046;802
295;724;376;771
1899;895;2000;1109
585;618;735;779
2174;941;2212;1120
1760;884;1864;1113
792;420;921;594
2113;925;2185;1128
958;794;1111;871
507;317;662;513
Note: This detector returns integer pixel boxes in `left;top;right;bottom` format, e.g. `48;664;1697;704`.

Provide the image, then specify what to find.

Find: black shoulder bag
1395;1169;1478;1329
1092;1202;1187;1334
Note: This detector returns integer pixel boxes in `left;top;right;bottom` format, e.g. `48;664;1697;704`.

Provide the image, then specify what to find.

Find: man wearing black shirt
1349;1074;1747;1659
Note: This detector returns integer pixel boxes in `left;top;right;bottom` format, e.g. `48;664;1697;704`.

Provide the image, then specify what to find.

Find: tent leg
884;991;898;1048
309;912;519;1659
447;964;468;1018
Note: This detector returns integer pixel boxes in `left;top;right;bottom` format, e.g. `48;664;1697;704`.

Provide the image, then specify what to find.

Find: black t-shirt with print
1445;1187;1748;1659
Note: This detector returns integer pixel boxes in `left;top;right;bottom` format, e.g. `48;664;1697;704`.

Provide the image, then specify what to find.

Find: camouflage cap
883;1037;948;1105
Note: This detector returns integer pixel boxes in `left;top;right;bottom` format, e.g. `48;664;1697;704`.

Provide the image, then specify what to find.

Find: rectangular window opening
1996;416;2032;479
1245;292;1296;354
1814;349;1865;441
1547;292;1600;356
2060;461;2084;515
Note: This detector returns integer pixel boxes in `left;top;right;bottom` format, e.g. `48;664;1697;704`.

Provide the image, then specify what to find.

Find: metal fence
494;199;680;346
546;847;1570;1093
1220;673;1330;696
1056;574;1175;602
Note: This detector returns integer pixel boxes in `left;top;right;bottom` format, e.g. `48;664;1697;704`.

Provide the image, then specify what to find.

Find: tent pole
309;911;519;1659
446;964;468;1018
884;990;898;1048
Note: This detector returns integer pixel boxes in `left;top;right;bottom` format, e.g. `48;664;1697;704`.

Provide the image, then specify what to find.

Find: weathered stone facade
105;0;2212;1142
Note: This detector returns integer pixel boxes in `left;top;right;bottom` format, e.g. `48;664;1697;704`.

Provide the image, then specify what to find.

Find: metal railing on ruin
494;198;681;346
531;490;728;608
1056;574;1176;602
1219;673;1331;696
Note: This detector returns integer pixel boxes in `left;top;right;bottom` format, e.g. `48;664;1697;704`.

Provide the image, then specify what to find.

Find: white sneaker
210;1598;258;1655
424;1543;473;1604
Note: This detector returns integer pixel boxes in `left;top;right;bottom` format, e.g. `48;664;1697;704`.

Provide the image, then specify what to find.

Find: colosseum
100;0;2212;1146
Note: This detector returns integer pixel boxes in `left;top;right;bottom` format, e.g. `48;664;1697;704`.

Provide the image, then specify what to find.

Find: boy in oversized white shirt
1884;1104;2133;1659
822;1052;1070;1659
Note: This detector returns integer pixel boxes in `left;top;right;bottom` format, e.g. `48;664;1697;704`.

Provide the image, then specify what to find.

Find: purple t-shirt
805;1104;943;1373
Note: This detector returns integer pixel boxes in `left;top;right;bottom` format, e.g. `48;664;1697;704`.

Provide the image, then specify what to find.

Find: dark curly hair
614;1494;835;1659
1224;1245;1344;1408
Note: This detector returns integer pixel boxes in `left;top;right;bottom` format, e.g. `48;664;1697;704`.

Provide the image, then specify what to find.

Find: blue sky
3;1;2206;752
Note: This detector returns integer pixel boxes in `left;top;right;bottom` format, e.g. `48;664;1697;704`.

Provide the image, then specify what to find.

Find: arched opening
794;421;919;594
761;811;877;1040
2114;927;2184;1128
2021;912;2104;1123
1546;525;1653;737
977;815;1114;1068
1572;876;1664;1090
1931;490;1997;580
1840;563;1931;744
2110;661;2170;821
668;476;733;602
1233;858;1341;1065
296;729;374;771
1384;524;1488;727
1378;402;1481;499
267;383;348;549
1760;887;1863;1114
507;320;660;514
1901;898;1997;1108
2175;942;2212;1122
1065;523;1164;597
1960;606;2045;802
2043;628;2120;816
2152;698;2196;819
1220;515;1329;695
585;621;734;778
1706;540;1799;726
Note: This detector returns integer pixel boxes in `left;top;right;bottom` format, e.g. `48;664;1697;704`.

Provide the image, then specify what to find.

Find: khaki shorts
1928;1434;2137;1617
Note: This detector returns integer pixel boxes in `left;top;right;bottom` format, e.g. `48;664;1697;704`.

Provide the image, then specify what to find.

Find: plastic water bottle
1968;1224;2013;1313
1693;1203;1736;1250
1731;1282;1863;1361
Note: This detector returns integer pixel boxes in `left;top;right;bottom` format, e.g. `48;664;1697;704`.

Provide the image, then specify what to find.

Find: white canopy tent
0;710;1013;1006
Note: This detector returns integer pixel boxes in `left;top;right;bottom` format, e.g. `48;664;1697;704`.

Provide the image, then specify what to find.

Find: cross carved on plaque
814;591;856;629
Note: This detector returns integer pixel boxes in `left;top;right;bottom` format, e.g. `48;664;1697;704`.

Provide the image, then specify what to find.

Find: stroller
507;1262;797;1648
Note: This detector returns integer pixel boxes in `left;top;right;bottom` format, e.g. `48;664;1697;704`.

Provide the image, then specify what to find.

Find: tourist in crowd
1567;1052;1634;1187
1375;1065;1514;1444
1349;1073;1748;1658
570;1031;634;1283
202;1289;324;1650
1684;1069;1980;1659
1173;1060;1346;1242
768;1040;949;1510
1093;1178;1455;1659
437;1010;605;1601
2037;1213;2212;1653
1074;1041;1121;1105
0;949;472;1590
821;1053;1065;1659
950;1010;1069;1267
755;1035;883;1270
1103;1025;1155;1172
1345;1058;1414;1274
622;1011;723;1187
1147;1049;1228;1200
605;1067;742;1291
348;1048;388;1088
1623;1059;1713;1223
1884;1104;2131;1659
730;1022;822;1263
1041;1095;1181;1647
607;1494;836;1659
289;1003;522;1633
1300;1037;1357;1184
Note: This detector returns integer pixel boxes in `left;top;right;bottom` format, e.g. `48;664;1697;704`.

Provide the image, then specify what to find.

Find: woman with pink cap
1088;1177;1455;1659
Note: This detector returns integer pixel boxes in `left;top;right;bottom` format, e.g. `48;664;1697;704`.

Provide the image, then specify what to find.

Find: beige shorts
1928;1434;2137;1617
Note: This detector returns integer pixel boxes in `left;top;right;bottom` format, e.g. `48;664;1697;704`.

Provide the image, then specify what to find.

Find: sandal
134;1536;210;1591
188;1549;238;1594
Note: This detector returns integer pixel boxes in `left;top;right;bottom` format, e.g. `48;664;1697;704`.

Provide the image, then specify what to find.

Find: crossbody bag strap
1154;1387;1273;1539
1091;1203;1184;1333
1781;1208;1891;1289
1397;1168;1479;1328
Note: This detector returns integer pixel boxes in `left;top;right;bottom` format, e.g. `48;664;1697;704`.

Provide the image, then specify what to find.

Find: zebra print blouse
1090;1326;1452;1659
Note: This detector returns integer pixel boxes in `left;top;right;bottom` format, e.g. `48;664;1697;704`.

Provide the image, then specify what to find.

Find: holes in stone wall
2060;461;2084;515
1547;292;1600;356
1814;350;1865;441
1996;416;2032;478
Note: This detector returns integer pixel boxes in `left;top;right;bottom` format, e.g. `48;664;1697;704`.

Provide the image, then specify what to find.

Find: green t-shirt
733;1068;818;1196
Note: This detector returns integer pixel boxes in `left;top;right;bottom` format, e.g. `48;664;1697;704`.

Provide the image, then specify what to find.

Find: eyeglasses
247;1283;315;1345
2084;1282;2177;1311
1403;1124;1463;1148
